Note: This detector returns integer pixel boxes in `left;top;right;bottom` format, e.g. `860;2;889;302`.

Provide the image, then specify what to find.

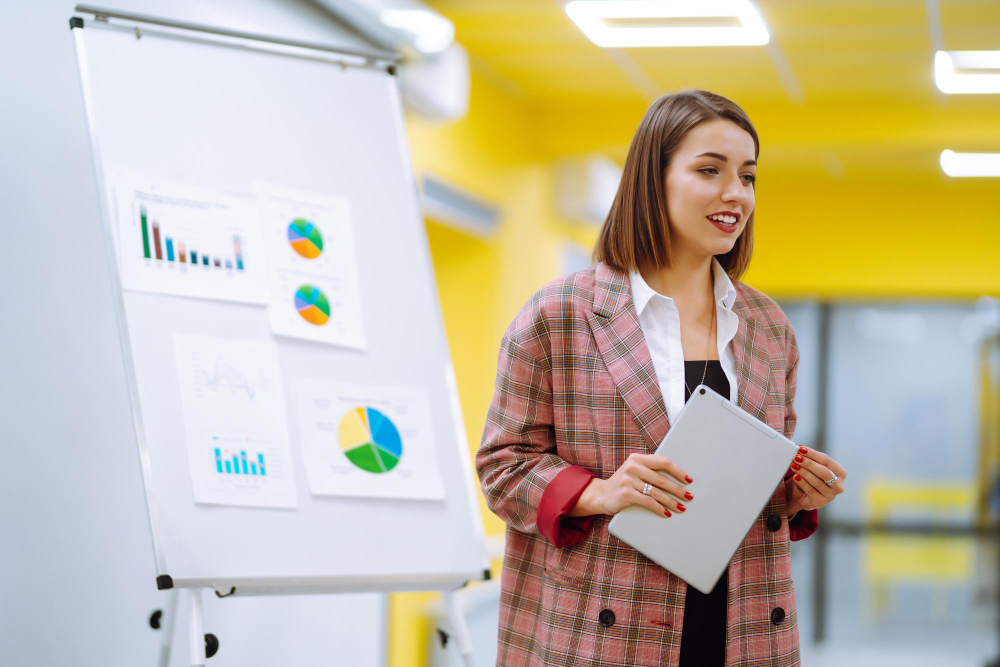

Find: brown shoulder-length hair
592;89;759;282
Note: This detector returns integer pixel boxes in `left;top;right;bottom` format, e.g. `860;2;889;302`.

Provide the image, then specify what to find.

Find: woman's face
663;118;756;261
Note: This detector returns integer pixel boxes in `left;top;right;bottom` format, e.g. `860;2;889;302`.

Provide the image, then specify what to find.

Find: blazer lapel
589;264;670;451
589;264;774;452
731;298;772;423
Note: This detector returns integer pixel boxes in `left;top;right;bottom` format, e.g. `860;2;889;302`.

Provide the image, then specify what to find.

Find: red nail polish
799;446;807;454
664;510;672;517
794;455;804;462
791;463;800;470
676;503;686;512
685;475;693;483
794;474;801;481
684;491;694;500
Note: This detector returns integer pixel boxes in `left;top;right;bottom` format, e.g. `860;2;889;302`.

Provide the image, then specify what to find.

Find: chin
705;241;737;256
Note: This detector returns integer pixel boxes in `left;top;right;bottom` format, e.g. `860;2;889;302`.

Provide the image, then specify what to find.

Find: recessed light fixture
564;0;769;48
940;150;1000;177
934;50;1000;94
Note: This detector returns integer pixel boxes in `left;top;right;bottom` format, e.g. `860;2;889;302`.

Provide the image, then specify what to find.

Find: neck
639;252;715;302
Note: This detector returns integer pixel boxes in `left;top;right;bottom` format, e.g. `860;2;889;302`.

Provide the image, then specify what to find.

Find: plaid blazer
477;262;805;667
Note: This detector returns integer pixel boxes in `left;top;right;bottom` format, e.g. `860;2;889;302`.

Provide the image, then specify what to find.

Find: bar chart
197;429;296;505
116;179;268;305
140;205;244;270
214;446;267;477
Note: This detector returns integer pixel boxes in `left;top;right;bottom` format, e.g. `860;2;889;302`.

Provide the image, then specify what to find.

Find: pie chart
287;219;324;259
294;285;330;326
338;406;403;473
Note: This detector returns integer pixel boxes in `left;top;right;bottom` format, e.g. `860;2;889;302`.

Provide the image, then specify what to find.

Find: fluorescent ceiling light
934;50;1000;94
940;150;1000;177
564;0;770;47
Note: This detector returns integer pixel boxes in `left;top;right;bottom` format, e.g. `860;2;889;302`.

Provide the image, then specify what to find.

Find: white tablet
607;384;798;594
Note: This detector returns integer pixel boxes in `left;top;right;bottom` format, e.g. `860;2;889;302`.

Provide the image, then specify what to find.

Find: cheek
667;175;714;217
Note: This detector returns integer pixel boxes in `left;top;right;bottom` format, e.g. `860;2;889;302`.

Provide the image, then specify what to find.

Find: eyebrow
696;152;756;167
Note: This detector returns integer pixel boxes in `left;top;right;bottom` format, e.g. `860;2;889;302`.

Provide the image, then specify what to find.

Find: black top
678;360;730;667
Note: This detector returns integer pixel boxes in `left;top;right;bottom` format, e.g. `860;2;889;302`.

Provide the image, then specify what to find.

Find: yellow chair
863;480;975;623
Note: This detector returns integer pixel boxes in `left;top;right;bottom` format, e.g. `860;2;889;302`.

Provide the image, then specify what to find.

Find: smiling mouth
706;216;737;228
707;213;740;225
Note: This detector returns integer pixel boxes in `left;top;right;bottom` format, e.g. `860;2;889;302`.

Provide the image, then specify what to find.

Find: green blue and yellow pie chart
287;219;323;259
338;406;403;473
294;285;330;326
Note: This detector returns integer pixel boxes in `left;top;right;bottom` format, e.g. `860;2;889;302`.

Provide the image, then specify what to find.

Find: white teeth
709;215;737;224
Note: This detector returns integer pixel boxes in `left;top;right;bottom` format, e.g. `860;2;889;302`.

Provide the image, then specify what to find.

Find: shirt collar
629;257;737;316
712;256;738;310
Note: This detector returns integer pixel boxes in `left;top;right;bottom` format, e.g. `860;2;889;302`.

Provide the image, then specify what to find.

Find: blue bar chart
214;446;267;477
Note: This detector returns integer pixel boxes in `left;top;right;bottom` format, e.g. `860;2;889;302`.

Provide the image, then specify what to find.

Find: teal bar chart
214;447;267;477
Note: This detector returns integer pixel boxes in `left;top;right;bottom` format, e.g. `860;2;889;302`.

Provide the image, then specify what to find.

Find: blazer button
767;513;782;532
598;609;616;628
771;607;785;625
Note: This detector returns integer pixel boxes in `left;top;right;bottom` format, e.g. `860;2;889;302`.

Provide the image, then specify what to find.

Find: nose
723;172;749;205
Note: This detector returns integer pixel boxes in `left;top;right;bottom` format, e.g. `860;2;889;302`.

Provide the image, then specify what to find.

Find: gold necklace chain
684;296;716;396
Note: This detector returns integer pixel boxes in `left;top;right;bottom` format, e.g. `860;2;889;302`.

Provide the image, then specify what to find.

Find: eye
699;167;757;185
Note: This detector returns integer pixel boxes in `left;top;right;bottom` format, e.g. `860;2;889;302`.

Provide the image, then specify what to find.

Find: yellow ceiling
426;0;1000;174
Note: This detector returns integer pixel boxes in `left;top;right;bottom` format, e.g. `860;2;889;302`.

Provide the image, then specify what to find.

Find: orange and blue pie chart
338;406;403;474
294;285;330;326
288;219;323;259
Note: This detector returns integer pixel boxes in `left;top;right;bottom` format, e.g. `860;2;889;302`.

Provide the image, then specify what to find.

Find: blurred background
2;0;998;665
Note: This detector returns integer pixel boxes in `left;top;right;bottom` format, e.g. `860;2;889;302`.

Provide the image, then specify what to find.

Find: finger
635;454;692;485
786;478;816;512
793;455;833;486
793;467;836;502
795;456;844;495
827;457;848;480
798;446;848;480
626;487;672;518
637;478;688;513
635;466;693;503
791;473;825;507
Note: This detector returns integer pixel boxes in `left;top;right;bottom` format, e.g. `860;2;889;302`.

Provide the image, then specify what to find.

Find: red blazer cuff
783;469;819;541
537;465;597;547
789;508;819;541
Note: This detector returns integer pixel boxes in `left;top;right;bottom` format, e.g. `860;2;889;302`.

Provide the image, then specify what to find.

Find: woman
476;90;847;666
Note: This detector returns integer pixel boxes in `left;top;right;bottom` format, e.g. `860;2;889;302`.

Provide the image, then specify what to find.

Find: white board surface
74;17;487;593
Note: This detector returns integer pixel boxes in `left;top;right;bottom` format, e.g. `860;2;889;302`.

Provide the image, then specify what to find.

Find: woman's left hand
785;445;847;516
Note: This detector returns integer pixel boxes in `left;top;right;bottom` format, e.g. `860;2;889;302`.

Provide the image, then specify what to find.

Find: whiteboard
72;15;487;594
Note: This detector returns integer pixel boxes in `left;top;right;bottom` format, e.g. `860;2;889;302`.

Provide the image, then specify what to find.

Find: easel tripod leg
443;589;476;667
157;589;179;667
189;588;206;667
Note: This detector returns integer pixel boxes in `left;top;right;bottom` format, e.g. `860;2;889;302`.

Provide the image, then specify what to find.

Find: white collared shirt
628;257;740;426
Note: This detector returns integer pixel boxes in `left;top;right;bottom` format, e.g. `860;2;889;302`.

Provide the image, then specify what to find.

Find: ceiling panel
427;0;1000;172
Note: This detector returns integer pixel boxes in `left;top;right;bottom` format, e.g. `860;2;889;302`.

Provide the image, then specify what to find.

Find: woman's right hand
568;453;693;518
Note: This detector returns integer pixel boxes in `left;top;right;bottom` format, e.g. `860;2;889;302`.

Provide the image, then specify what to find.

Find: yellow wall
389;62;999;666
